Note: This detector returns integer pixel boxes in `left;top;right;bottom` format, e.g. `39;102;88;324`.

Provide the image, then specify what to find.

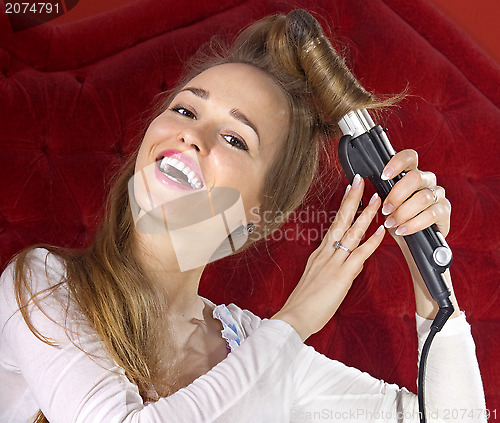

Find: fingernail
381;203;394;215
352;174;362;189
395;226;407;236
375;225;385;235
368;192;379;206
381;167;395;181
343;184;351;198
385;217;396;228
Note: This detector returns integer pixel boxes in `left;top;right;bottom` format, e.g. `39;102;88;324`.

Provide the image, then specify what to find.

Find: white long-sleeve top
0;248;486;422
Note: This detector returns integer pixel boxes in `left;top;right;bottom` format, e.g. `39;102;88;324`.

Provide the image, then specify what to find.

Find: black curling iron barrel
337;109;454;330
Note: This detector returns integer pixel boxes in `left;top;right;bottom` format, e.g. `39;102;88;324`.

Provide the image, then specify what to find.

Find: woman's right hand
272;175;385;341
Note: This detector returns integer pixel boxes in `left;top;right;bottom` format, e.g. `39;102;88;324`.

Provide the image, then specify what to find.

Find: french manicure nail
368;192;379;206
344;184;351;198
381;167;395;181
352;174;362;189
384;217;396;228
395;226;407;236
381;203;394;215
375;225;385;235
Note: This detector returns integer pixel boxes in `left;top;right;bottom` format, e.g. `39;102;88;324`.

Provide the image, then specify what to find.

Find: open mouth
157;155;204;190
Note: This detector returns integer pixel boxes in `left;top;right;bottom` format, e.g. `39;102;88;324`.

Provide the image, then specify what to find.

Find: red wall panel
429;0;500;64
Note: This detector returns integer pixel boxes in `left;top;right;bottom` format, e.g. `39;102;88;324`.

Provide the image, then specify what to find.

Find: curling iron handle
368;155;453;309
338;111;454;330
402;230;453;309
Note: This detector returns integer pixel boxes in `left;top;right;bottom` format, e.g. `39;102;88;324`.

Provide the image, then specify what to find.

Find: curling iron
337;109;454;327
338;109;455;423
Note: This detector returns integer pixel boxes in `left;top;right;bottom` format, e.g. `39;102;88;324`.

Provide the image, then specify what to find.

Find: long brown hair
11;10;401;422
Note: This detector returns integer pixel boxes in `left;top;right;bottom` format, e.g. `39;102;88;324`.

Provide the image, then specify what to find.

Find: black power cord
418;306;454;423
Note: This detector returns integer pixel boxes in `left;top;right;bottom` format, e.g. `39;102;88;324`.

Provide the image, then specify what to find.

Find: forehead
186;63;288;105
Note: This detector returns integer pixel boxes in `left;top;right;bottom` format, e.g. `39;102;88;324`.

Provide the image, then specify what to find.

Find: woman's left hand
379;149;451;238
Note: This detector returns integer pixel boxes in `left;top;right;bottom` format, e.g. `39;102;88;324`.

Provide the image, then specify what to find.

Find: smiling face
133;63;290;224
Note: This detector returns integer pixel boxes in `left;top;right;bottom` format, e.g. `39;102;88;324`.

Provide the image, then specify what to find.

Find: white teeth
159;156;203;189
191;178;202;189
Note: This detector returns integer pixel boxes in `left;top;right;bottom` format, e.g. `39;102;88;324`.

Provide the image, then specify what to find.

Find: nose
178;125;210;155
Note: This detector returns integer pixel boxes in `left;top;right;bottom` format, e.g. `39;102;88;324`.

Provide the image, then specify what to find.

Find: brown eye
171;106;196;119
223;134;249;151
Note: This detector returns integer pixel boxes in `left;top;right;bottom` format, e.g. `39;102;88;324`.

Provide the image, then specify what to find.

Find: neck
132;229;206;319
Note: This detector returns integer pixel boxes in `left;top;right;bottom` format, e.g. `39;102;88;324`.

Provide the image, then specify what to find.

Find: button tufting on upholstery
160;82;168;92
75;75;85;84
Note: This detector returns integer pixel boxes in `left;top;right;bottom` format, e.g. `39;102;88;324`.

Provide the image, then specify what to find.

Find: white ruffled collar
212;304;243;353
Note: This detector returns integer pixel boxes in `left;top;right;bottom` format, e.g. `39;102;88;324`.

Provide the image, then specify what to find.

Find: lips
155;150;204;190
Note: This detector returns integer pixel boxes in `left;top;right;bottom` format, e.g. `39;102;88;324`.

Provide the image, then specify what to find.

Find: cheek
135;127;155;170
134;146;148;175
209;152;260;212
134;116;172;172
238;162;271;215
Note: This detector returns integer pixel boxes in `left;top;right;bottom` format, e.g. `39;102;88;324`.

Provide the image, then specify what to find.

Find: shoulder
2;246;66;275
1;247;67;290
0;247;68;323
25;246;66;276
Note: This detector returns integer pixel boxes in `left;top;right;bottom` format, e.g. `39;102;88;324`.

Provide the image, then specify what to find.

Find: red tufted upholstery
1;0;499;413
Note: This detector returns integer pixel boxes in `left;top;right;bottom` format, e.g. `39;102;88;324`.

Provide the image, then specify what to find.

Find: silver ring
428;187;438;205
333;241;351;253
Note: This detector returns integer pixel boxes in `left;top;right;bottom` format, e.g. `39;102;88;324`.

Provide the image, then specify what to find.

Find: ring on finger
428;187;439;205
333;240;352;254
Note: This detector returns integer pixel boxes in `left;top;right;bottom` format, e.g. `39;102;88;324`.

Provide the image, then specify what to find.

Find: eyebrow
229;109;260;140
181;87;260;143
181;87;209;100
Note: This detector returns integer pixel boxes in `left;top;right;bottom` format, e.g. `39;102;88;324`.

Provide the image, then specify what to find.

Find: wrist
271;310;309;342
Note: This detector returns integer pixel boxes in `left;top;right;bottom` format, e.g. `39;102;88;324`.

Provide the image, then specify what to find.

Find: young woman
0;9;485;423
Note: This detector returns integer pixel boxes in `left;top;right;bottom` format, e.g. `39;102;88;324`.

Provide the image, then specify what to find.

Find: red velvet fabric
1;0;499;413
